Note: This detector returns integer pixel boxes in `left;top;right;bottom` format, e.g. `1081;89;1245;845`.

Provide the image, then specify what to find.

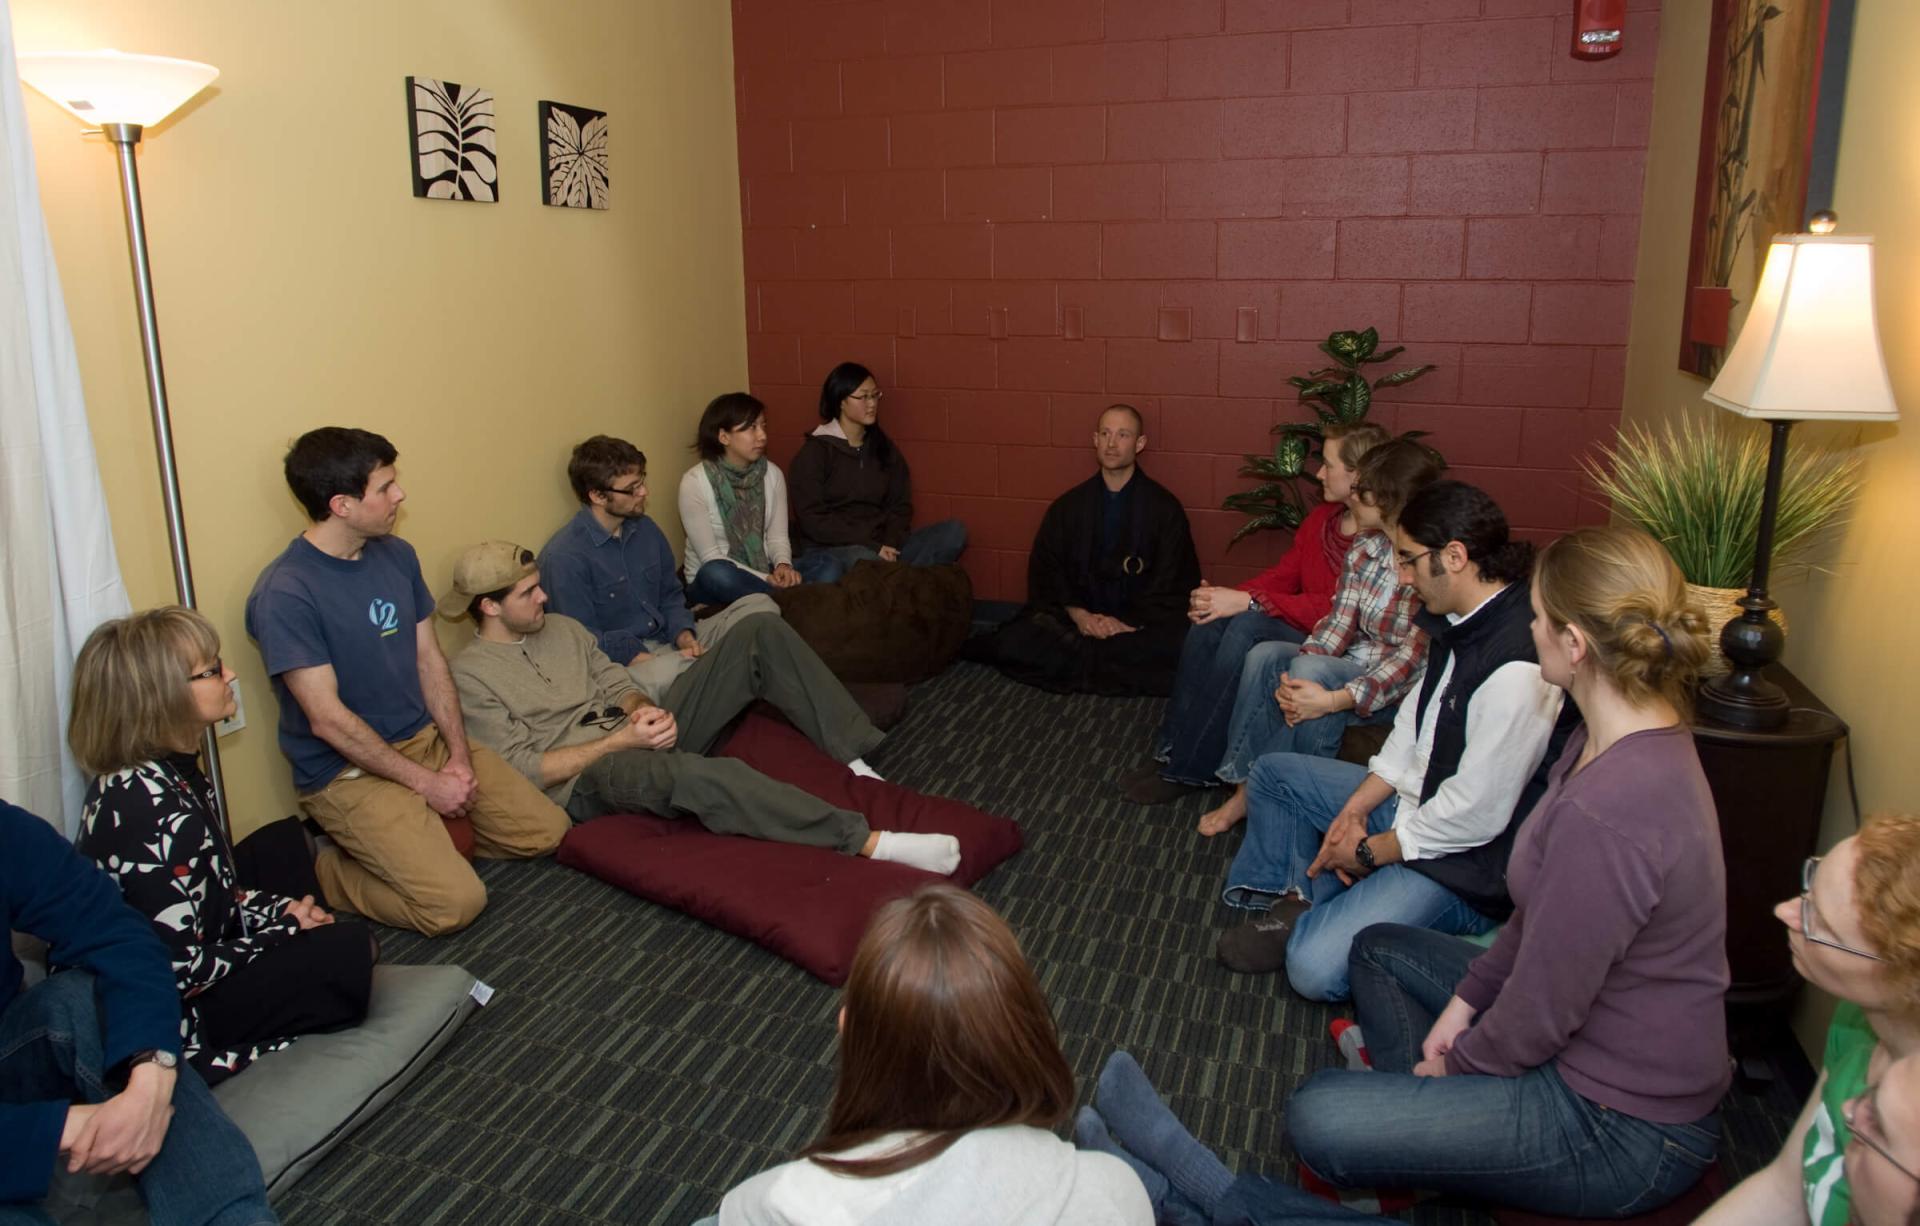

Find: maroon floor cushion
555;714;1023;984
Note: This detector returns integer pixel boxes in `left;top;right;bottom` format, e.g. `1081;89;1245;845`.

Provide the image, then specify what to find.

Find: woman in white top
679;392;800;606
703;884;1152;1226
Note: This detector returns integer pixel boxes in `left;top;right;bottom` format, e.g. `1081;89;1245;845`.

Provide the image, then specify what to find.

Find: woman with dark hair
679;391;801;605
787;362;967;584
1081;526;1730;1221
706;885;1151;1224
70;607;376;1086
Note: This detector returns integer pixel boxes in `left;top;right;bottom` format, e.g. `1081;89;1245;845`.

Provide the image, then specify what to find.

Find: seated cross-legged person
71;607;376;1086
1180;439;1438;819
1215;482;1573;1002
543;434;781;704
444;542;959;875
679;391;803;607
703;885;1152;1225
1084;526;1729;1221
962;404;1201;697
2;799;278;1223
248;427;571;937
1126;422;1388;803
787;361;967;584
1699;812;1920;1226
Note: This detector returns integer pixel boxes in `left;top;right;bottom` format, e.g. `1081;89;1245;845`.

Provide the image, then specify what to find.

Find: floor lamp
19;49;231;822
1696;213;1900;728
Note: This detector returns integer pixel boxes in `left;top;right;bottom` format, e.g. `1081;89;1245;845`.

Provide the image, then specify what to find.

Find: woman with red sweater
1122;424;1389;806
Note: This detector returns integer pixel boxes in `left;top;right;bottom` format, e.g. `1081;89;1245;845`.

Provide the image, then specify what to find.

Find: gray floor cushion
11;936;484;1222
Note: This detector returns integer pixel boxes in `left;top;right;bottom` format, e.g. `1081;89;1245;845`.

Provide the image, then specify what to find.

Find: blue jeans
685;558;774;605
0;970;276;1224
1224;754;1493;1002
1217;647;1389;785
1155;613;1307;785
793;518;968;584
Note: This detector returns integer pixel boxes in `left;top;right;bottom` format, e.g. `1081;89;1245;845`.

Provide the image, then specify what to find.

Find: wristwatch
127;1049;179;1072
1354;835;1377;873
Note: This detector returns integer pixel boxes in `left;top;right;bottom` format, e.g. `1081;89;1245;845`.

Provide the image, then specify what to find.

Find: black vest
1401;581;1581;920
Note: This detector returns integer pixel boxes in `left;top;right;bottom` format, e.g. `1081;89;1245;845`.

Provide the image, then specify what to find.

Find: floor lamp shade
17;49;218;128
1704;234;1900;424
1695;231;1899;728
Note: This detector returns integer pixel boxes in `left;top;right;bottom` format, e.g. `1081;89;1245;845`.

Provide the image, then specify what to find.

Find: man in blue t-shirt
538;435;785;703
246;427;568;936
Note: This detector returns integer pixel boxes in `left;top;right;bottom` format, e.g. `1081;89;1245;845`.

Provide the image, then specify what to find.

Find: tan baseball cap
437;541;537;618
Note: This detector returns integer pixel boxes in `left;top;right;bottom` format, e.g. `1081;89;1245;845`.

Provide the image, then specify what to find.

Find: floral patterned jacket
77;754;301;1079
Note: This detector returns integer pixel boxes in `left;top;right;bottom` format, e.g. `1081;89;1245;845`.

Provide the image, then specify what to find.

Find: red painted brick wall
731;0;1657;600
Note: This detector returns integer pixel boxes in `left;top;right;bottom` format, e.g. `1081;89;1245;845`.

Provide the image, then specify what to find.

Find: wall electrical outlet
216;680;246;737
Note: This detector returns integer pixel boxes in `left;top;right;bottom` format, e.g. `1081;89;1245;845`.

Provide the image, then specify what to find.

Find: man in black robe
963;404;1200;695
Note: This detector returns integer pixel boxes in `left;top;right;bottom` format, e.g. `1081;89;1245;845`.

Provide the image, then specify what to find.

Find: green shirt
1803;1001;1878;1226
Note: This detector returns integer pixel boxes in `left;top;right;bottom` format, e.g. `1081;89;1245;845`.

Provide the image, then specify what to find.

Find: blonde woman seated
703;885;1151;1225
72;607;376;1085
1698;811;1920;1225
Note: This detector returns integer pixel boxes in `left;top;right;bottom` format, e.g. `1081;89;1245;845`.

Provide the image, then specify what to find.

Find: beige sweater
450;613;639;806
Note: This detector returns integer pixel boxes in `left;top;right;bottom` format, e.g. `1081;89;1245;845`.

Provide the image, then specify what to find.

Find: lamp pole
101;120;231;827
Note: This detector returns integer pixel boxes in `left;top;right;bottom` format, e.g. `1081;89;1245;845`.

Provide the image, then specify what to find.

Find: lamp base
1696;592;1789;729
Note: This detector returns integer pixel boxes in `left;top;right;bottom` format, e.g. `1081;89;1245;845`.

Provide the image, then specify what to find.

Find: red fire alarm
1571;0;1626;59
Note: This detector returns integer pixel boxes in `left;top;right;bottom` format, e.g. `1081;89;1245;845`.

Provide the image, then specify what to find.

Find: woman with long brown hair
711;885;1150;1224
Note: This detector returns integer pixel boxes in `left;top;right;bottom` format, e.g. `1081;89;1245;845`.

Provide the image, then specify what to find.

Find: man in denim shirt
540;435;783;701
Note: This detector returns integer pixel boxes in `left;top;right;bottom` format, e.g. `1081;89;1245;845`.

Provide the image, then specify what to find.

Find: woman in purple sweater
1077;526;1730;1221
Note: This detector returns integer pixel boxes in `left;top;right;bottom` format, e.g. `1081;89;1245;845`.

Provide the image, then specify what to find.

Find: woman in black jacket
788;361;967;583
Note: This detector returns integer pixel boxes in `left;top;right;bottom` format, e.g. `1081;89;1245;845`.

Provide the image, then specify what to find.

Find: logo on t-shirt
368;598;400;637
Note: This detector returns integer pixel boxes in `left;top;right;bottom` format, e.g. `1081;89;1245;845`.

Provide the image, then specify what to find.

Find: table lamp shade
17;49;218;128
1704;234;1900;423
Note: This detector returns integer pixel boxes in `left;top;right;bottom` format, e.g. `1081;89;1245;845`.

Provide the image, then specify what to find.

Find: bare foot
1197;785;1248;837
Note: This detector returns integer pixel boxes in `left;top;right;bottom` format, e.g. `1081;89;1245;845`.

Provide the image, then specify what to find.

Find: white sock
849;757;884;781
871;831;960;876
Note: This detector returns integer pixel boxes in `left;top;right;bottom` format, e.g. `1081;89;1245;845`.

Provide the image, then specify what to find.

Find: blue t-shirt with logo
245;534;436;792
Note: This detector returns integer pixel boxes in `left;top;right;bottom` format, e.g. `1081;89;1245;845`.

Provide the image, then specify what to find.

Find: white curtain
0;0;131;834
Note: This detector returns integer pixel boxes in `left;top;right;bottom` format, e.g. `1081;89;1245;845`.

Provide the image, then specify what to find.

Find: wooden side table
1692;662;1848;1005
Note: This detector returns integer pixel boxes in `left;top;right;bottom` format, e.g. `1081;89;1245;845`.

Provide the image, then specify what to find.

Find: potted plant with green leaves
1224;327;1438;544
1582;418;1862;673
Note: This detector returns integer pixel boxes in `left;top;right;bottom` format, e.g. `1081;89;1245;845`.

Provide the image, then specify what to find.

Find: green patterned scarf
704;457;769;572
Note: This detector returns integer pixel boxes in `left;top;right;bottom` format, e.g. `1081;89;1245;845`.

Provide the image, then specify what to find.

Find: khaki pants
626;592;779;702
301;725;570;936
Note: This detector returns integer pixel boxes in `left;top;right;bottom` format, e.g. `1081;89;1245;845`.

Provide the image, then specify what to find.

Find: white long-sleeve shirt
678;462;793;583
1366;593;1565;862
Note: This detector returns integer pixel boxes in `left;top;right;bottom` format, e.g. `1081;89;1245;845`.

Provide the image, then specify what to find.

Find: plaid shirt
1300;529;1427;717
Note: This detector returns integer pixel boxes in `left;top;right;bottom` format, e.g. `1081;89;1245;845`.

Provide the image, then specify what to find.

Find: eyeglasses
1395;548;1441;573
1844;1091;1920;1184
577;706;627;731
1801;856;1883;961
601;480;646;498
848;389;884;403
188;659;225;683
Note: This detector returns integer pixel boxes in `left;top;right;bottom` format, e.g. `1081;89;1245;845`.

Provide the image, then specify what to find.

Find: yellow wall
13;1;745;832
1624;1;1920;1050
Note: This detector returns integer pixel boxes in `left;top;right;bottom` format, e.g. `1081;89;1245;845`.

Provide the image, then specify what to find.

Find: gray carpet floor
278;662;1803;1225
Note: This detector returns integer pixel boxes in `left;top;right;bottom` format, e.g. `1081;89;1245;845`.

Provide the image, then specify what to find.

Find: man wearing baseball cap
440;541;962;875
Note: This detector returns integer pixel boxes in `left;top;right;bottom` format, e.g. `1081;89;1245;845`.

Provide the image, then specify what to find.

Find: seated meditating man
540;435;782;706
443;542;960;875
962;404;1200;696
1215;482;1576;1002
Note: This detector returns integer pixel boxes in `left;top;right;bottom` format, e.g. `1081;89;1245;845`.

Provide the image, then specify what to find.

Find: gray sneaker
1216;895;1310;974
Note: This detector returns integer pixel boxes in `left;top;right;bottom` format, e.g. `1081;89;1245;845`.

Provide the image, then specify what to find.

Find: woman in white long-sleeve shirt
679;392;801;606
700;885;1152;1226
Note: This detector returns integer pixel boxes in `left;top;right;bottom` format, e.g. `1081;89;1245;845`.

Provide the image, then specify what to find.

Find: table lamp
1697;213;1900;728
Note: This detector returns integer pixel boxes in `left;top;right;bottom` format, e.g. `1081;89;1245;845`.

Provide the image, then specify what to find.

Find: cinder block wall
731;0;1659;599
